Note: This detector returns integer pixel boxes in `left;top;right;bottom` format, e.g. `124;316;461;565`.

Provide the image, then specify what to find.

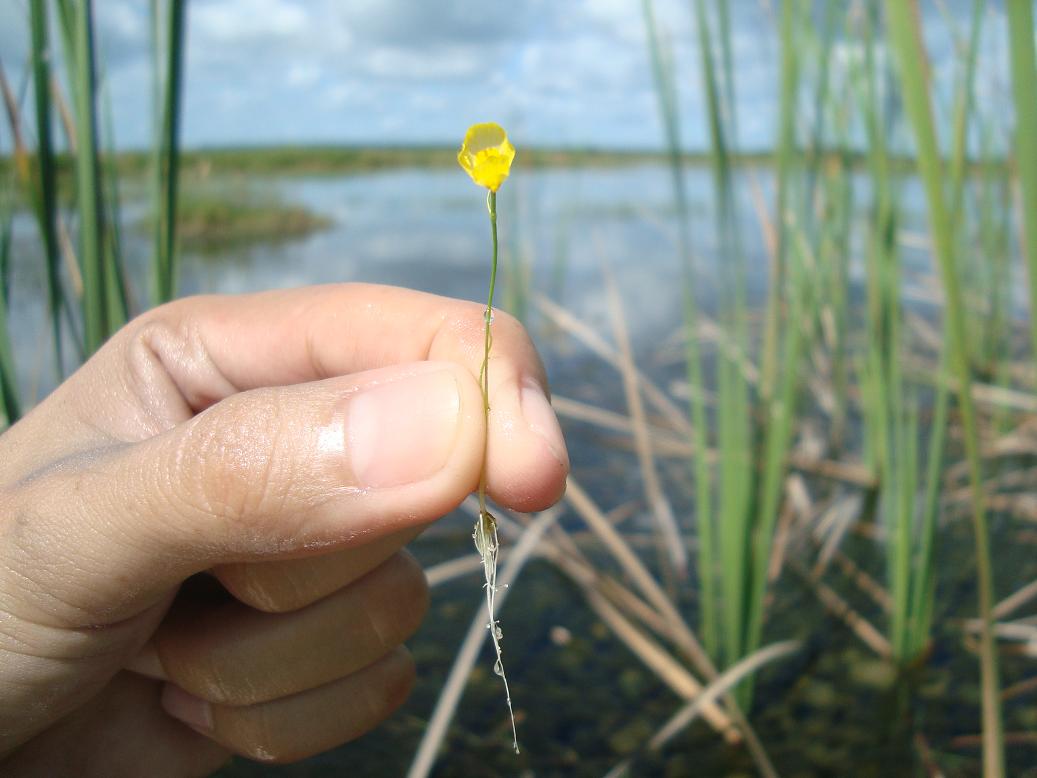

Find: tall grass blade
70;0;111;355
30;0;65;379
1007;0;1037;366
693;0;753;671
99;72;130;325
152;0;186;305
885;1;1003;773
0;196;19;425
641;0;715;631
759;0;799;404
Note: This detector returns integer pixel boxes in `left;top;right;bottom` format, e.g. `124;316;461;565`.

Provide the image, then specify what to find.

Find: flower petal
458;122;515;192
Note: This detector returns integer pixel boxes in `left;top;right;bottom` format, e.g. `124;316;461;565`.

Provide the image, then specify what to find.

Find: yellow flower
457;122;515;192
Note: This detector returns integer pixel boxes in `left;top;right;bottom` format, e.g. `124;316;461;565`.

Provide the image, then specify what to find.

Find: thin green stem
478;189;498;514
473;188;517;753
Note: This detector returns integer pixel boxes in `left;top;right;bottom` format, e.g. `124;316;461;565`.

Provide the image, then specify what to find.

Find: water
7;163;769;402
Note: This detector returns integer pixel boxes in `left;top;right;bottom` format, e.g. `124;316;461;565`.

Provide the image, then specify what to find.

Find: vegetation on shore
0;143;1012;184
143;187;331;251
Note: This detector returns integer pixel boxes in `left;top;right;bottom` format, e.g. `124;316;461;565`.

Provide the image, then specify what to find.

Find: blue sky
0;0;1014;153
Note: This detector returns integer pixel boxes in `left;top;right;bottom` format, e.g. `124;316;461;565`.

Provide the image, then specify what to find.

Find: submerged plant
457;121;518;752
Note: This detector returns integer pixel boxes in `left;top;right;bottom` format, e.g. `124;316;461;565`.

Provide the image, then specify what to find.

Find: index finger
170;283;551;402
4;284;568;511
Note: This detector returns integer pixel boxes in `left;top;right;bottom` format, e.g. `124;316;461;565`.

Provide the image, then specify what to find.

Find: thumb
1;361;484;627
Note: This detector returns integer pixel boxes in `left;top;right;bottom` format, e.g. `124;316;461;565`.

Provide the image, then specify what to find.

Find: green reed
152;0;186;306
67;0;115;355
694;0;755;678
0;184;18;425
0;0;188;404
641;0;709;591
641;0;810;711
1008;0;1037;367
885;2;1003;774
30;0;65;378
741;0;808;704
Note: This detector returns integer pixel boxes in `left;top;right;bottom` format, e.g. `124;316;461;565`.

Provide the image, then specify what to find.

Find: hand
0;283;569;775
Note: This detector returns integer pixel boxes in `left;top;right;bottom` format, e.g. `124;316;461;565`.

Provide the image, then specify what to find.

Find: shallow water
8;163;772;400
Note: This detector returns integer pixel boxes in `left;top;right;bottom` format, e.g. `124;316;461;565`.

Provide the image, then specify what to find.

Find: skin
0;283;569;776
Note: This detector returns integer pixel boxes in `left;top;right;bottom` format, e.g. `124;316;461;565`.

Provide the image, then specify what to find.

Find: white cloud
364;46;481;80
1;0;1001;153
285;62;321;88
192;0;308;44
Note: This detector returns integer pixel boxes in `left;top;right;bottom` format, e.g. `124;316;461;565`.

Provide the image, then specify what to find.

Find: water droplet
493;659;505;677
485;309;495;324
494;625;504;640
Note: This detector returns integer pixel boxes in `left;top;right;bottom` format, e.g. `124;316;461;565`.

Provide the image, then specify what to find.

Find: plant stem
474;188;518;753
478;189;498;515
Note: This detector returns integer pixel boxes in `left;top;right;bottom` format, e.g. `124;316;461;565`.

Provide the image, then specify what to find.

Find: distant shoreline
1;144;1010;179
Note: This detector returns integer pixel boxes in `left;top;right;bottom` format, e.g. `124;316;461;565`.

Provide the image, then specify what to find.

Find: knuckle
123;307;233;422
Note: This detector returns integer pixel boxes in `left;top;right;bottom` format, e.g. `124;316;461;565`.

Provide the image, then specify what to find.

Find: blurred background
4;1;1037;776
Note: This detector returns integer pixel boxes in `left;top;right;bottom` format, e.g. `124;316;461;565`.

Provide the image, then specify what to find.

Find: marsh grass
885;3;1003;773
0;182;17;424
1008;0;1037;368
155;187;331;251
0;0;187;383
151;0;185;306
641;0;808;712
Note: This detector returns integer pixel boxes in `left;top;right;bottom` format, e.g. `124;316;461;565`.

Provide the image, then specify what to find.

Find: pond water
7;164;1037;776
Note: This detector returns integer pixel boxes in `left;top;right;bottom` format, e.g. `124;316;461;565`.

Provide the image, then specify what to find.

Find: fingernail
521;379;569;470
162;684;213;733
348;369;461;488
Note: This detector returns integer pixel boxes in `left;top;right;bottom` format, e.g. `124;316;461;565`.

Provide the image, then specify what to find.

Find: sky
0;0;1015;153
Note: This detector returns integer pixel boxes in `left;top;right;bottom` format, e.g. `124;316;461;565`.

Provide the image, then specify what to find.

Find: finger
162;647;415;765
154;552;427;706
213;526;423;613
1;673;229;777
2;361;473;625
1;284;568;511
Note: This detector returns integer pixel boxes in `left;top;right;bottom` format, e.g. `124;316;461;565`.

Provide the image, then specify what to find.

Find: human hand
0;283;568;775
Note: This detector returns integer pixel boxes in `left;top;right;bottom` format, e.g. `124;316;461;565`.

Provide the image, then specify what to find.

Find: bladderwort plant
456;121;519;753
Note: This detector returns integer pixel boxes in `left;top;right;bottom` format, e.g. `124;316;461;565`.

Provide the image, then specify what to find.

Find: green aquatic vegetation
885;1;1003;773
29;0;64;379
457;121;519;753
151;0;187;305
159;188;331;250
66;0;122;355
641;0;710;637
0;182;18;425
1007;0;1037;366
